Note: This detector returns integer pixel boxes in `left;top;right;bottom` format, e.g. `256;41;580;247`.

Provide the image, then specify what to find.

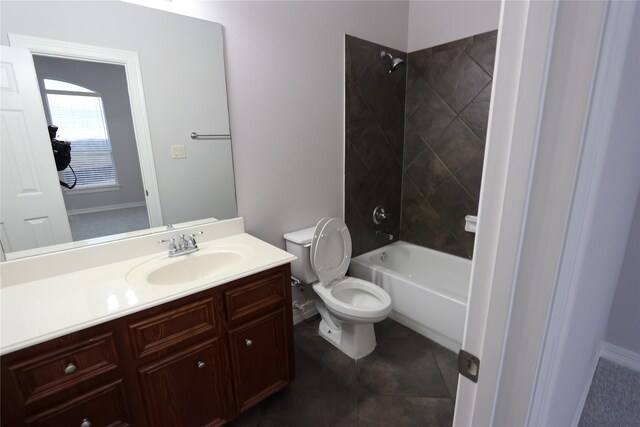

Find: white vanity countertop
0;232;295;355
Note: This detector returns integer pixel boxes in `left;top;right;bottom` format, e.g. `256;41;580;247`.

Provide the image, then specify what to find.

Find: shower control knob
373;205;389;225
245;339;253;347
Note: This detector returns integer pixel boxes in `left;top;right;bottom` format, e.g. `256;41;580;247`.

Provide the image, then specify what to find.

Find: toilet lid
312;218;352;284
310;217;332;271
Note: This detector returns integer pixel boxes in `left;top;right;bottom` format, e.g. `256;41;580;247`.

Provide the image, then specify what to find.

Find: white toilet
284;218;392;359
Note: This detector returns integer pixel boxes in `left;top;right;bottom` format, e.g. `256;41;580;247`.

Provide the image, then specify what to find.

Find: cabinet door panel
137;338;228;427
25;379;131;427
228;309;289;411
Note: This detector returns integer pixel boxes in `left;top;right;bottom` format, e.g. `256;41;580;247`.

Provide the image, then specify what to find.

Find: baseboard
292;305;318;325
67;201;146;216
600;341;640;372
571;343;603;427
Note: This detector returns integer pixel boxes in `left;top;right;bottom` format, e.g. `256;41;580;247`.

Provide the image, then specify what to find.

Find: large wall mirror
0;1;237;260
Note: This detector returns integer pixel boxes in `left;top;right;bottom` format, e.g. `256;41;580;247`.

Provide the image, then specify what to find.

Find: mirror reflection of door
0;46;73;252
33;55;150;241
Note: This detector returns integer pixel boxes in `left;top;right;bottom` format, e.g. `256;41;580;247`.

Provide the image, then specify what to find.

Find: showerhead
389;57;405;73
380;50;405;74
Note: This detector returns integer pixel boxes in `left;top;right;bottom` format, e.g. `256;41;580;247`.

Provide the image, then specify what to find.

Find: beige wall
407;0;501;51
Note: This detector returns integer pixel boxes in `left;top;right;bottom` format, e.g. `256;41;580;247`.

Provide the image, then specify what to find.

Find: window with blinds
44;79;118;190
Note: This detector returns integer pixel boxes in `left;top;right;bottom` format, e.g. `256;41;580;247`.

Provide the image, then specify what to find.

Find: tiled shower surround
345;31;497;258
345;35;406;257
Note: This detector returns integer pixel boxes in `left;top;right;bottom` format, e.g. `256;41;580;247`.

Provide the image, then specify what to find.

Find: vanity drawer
7;332;119;405
223;269;287;323
25;379;131;426
128;297;217;360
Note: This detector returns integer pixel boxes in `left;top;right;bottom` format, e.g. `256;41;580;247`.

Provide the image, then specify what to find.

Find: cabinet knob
64;363;78;375
197;361;206;370
245;339;253;347
80;418;92;427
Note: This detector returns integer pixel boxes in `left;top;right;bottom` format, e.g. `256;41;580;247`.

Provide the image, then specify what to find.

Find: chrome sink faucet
159;231;204;257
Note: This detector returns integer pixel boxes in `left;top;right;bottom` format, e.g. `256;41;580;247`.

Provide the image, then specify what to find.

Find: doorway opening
33;56;150;240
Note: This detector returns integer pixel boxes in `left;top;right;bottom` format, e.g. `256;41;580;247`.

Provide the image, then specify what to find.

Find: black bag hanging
59;165;77;189
48;125;77;189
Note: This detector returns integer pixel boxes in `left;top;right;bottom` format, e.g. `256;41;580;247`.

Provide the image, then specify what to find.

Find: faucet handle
373;205;390;225
188;231;204;248
159;238;178;253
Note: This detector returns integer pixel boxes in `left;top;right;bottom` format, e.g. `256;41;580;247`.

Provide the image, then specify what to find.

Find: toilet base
318;318;377;359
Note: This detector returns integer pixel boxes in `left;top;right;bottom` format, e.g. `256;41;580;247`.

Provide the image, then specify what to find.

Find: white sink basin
126;244;253;286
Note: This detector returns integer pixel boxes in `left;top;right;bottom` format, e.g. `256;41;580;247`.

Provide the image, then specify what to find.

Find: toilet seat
311;218;352;284
313;277;391;323
310;217;332;271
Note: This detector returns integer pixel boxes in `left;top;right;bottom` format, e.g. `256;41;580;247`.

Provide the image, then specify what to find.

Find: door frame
455;0;637;426
8;33;163;228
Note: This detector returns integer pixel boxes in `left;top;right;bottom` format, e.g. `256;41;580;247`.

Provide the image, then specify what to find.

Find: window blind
46;91;118;189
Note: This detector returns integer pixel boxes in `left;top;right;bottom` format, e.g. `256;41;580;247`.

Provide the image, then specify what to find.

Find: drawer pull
197;361;206;370
80;418;92;427
245;339;253;347
64;363;78;375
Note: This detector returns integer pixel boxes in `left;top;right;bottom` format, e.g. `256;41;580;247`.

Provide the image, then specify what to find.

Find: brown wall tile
400;30;497;259
345;35;406;257
345;30;497;259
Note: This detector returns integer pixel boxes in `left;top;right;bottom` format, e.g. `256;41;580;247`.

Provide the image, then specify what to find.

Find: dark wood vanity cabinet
1;264;294;427
137;337;228;427
228;309;290;412
0;324;133;427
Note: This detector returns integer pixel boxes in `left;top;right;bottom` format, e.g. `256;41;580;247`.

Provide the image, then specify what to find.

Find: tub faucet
376;230;394;241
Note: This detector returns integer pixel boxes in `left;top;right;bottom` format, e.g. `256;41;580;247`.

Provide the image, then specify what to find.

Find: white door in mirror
0;46;72;252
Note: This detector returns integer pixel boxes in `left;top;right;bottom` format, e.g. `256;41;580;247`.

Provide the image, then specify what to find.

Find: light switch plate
171;144;186;159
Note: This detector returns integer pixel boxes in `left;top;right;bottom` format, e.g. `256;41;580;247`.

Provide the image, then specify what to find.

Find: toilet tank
283;226;318;284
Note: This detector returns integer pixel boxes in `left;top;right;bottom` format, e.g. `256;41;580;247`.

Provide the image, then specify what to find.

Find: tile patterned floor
228;315;458;427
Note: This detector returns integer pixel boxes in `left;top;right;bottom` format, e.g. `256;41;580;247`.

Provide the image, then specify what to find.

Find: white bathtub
350;241;471;352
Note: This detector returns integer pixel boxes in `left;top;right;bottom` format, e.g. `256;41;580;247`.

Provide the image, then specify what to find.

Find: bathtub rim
350;241;471;304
